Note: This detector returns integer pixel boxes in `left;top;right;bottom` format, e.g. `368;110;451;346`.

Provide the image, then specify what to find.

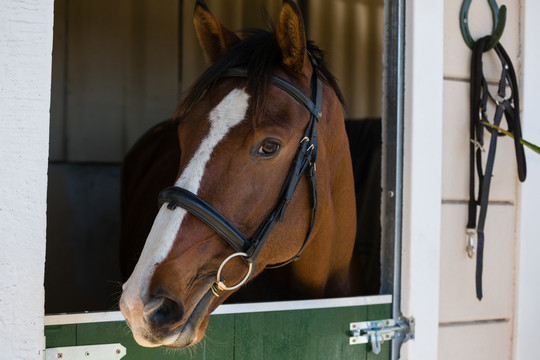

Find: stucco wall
0;0;54;358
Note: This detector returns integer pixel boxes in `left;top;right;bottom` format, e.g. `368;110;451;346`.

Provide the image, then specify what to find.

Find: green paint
234;306;370;359
45;304;391;360
45;324;77;348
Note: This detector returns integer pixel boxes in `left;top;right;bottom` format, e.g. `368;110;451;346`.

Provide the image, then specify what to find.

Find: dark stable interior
45;117;381;313
45;0;383;315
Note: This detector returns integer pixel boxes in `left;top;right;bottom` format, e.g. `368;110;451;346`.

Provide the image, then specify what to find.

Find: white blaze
122;88;250;305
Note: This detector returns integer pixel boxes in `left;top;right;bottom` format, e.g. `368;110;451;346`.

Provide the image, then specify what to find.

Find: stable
1;0;539;359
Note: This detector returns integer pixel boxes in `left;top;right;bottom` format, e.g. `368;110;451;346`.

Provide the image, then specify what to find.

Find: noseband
158;63;323;293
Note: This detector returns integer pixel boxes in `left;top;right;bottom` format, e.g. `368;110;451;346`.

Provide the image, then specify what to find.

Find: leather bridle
468;36;526;300
158;62;323;293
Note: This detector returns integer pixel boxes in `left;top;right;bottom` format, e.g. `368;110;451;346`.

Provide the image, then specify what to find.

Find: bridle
158;61;323;295
468;36;526;300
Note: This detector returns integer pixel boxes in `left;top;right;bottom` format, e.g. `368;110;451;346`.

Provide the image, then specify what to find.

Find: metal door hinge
45;343;126;360
349;317;413;355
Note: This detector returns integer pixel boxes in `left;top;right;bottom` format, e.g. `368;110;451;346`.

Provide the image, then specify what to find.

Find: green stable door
45;297;393;360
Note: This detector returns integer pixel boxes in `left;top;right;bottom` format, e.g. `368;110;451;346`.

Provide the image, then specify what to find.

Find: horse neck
287;96;359;298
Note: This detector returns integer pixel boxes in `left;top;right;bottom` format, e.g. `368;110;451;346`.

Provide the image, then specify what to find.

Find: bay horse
120;0;363;348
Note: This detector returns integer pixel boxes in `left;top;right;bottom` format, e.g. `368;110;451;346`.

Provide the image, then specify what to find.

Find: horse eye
257;141;280;157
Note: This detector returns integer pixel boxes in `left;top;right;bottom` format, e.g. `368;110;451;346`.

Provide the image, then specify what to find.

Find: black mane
175;29;344;125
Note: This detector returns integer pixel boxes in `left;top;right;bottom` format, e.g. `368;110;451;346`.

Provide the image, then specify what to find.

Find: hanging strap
468;36;526;300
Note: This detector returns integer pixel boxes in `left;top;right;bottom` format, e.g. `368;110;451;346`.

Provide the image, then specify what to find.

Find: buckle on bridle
495;94;507;106
466;228;477;258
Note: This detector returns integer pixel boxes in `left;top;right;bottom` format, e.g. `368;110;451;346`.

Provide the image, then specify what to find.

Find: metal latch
45;343;126;360
349;318;411;354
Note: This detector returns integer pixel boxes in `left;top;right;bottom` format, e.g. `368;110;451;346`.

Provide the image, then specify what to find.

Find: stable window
45;0;405;358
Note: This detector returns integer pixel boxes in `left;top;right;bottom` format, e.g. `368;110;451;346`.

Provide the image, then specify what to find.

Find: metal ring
215;252;253;291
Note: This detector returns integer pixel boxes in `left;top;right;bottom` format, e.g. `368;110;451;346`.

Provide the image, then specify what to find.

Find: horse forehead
176;88;250;191
189;85;251;126
208;87;251;129
122;88;250;304
169;87;251;255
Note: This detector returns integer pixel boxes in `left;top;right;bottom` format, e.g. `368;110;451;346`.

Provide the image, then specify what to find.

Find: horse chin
160;289;216;349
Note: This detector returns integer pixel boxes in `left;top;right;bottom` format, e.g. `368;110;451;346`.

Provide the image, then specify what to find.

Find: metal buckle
466;228;477;258
495;94;507;106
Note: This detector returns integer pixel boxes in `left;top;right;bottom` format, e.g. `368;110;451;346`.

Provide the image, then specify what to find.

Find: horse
119;0;365;348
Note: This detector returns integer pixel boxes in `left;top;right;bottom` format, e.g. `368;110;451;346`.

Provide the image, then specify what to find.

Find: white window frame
399;0;444;359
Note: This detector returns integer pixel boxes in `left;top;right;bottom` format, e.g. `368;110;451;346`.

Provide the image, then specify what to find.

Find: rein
158;63;323;294
468;36;526;300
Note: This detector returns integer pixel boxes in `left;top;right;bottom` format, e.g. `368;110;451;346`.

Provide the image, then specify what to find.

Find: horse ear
276;0;310;77
193;0;240;63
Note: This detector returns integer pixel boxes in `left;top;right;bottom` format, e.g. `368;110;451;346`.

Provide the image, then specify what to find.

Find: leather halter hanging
158;65;322;269
468;36;526;300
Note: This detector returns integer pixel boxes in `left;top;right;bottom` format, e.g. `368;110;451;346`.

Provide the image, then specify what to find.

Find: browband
222;68;323;120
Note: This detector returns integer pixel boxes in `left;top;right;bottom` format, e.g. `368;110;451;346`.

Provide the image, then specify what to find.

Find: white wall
399;0;538;359
438;1;525;359
400;0;540;358
0;0;54;358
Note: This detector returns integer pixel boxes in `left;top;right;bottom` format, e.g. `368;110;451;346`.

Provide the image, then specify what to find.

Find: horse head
120;0;356;348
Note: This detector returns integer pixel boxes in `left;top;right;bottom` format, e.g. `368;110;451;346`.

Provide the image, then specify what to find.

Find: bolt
85;351;90;356
116;349;121;355
57;354;63;359
388;191;395;198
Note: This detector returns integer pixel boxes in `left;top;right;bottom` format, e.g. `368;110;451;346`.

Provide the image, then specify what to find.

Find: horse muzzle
120;285;216;348
142;295;185;333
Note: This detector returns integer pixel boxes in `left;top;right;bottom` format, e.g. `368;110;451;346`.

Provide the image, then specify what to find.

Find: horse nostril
143;296;185;328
